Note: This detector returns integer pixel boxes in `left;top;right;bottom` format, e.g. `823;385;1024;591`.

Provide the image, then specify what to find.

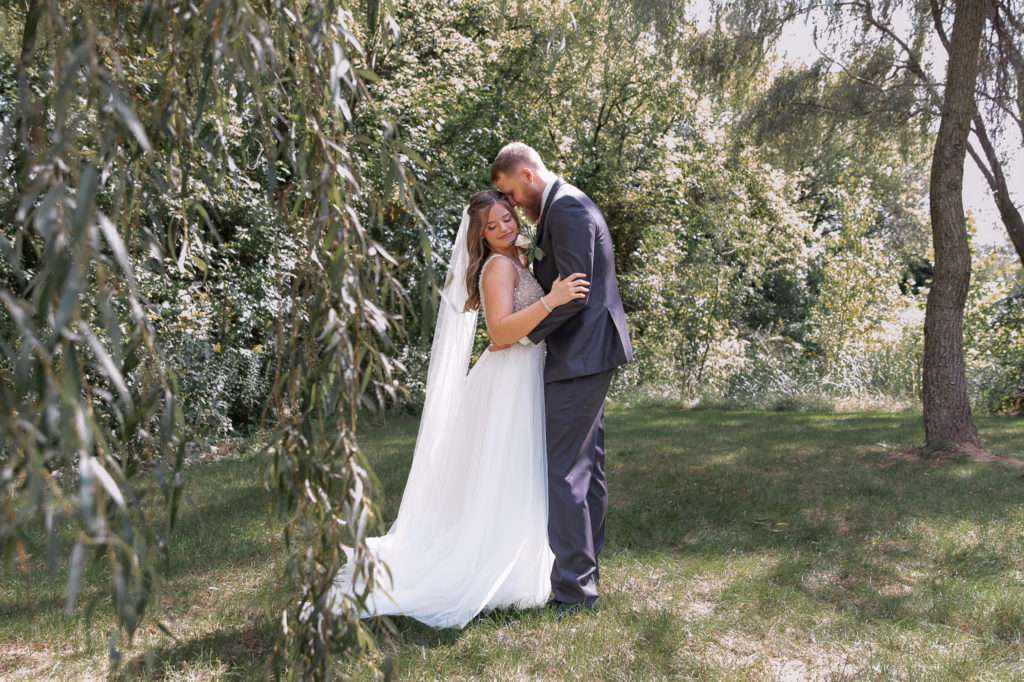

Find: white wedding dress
326;213;554;629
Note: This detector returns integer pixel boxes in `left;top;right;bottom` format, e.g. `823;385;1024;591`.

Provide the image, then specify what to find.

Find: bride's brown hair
463;190;520;312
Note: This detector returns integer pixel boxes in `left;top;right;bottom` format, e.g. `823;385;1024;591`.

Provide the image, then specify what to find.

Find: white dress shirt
540;177;559;220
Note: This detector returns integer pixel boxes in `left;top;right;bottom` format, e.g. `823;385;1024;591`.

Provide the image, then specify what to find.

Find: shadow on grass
6;454;274;591
355;408;1024;628
115;619;275;681
368;604;543;649
1;454;286;678
601;406;1024;646
166;467;275;577
0;586;67;621
606;407;1024;553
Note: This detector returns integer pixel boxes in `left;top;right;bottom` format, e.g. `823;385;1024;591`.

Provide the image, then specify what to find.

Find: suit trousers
544;368;615;604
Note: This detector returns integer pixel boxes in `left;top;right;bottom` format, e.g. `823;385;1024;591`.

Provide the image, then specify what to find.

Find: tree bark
923;0;987;450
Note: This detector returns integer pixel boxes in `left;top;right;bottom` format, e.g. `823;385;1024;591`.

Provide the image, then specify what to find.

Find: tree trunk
923;0;986;450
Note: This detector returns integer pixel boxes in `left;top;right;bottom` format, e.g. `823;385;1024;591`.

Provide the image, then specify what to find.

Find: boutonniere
515;232;545;265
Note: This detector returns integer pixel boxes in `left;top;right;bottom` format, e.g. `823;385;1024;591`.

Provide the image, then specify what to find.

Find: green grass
0;440;280;680
3;409;1024;680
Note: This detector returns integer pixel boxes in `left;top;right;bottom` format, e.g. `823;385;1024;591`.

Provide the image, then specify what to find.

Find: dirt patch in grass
886;444;1024;466
0;639;106;682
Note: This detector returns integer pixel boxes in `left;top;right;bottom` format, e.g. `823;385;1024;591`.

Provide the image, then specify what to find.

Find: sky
687;1;1022;248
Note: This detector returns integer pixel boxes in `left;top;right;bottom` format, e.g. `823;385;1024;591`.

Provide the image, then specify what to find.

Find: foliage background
361;0;1019;413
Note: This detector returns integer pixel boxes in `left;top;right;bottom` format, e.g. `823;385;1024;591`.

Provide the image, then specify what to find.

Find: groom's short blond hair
490;142;547;183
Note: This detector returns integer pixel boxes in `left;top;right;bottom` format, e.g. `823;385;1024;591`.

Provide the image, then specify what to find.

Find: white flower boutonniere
515;232;545;265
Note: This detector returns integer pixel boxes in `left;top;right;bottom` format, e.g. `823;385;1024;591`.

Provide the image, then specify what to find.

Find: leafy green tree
848;0;1024;265
363;0;938;406
608;1;930;402
731;0;1024;266
712;0;1022;442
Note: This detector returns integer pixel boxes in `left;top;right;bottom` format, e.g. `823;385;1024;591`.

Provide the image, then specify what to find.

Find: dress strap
480;252;523;280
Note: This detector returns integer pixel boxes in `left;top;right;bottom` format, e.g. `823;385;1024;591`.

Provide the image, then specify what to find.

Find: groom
491;143;632;613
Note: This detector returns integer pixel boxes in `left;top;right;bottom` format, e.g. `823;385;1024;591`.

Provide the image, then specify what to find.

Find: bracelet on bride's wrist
540;296;552;313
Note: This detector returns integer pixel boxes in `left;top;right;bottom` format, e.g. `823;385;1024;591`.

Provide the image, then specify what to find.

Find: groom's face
494;168;543;224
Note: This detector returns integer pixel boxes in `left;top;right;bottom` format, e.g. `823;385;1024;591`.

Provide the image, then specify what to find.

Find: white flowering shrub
965;248;1024;413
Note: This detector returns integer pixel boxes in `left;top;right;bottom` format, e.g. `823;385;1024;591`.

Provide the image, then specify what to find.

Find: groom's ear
520;167;534;183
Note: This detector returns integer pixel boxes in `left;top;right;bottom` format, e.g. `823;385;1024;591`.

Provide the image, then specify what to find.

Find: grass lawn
3;407;1024;680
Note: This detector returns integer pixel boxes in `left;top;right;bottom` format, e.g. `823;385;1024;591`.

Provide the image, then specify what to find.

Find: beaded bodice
479;253;545;314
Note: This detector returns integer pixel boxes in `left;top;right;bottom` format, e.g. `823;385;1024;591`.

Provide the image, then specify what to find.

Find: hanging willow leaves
1;0;415;674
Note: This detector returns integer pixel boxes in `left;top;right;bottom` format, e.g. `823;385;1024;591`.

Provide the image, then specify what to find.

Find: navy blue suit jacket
526;179;633;382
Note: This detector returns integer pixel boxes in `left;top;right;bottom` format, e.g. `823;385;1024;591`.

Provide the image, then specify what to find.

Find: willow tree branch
970;113;1024;263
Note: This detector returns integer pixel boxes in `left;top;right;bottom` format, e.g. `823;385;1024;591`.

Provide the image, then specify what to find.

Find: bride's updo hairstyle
463;190;520;312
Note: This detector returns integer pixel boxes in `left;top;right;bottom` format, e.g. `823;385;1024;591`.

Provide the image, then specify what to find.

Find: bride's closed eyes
486;211;514;231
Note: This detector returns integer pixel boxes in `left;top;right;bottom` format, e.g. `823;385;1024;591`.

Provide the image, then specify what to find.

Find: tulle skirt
329;341;553;628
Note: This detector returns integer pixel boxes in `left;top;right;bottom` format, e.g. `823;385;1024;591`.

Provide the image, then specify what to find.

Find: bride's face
482;203;519;252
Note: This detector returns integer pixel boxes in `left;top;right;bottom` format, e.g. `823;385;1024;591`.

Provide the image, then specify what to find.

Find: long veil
325;207;476;615
385;207;477;536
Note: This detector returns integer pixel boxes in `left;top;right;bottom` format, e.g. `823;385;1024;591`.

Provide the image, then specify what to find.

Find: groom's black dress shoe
547;598;600;619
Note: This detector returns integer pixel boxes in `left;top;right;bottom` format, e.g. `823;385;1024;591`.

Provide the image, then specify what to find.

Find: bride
327;190;589;628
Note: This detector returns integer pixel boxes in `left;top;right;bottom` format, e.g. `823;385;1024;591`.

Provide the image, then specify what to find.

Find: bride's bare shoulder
480;254;520;293
481;253;518;279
